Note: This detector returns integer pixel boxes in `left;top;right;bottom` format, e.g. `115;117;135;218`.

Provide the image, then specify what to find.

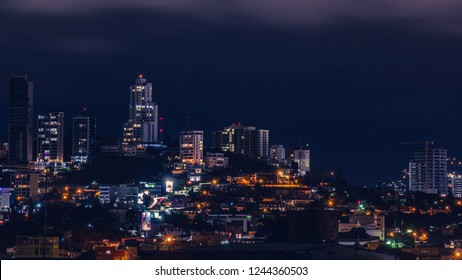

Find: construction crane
400;139;434;193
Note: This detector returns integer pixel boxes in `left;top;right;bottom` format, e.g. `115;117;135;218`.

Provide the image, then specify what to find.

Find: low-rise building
11;173;39;202
15;236;59;258
99;184;139;205
0;187;13;212
204;153;229;169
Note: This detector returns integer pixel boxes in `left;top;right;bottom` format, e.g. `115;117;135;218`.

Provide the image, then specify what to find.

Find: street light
454;249;462;260
327;200;334;207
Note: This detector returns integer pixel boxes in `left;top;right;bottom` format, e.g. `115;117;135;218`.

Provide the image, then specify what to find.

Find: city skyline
1;2;462;184
2;0;462;263
1;73;460;185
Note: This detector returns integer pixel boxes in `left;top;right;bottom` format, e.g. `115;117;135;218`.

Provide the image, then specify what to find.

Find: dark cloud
4;0;462;32
1;2;461;184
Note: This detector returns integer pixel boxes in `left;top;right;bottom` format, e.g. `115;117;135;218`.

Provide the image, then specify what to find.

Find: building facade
204;152;229;169
72;110;96;163
37;112;64;163
8;76;33;164
11;173;39;201
270;145;286;163
257;130;270;158
212;124;269;158
409;148;448;195
0;188;13;212
180;131;204;166
293;146;311;175
123;75;158;146
449;175;462;198
16;236;59;259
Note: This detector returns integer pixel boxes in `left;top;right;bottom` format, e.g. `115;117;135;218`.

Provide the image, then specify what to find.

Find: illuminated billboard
165;180;173;193
141;211;151;231
137;193;144;204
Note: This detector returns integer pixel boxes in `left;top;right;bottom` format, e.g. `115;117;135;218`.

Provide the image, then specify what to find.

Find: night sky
1;1;461;184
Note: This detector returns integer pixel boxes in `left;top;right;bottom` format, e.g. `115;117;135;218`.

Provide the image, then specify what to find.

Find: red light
160;117;164;121
160;129;163;133
139;74;143;79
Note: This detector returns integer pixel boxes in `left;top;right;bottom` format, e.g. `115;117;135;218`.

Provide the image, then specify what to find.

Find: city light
327;199;334;207
453;249;462;260
163;234;175;249
5;2;462;265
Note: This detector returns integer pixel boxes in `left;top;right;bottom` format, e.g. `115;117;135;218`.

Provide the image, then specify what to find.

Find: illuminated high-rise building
72;109;96;163
257;129;269;158
8;76;33;164
409;147;447;195
180;131;204;165
123;75;158;145
212;124;269;158
293;145;311;175
37;112;64;163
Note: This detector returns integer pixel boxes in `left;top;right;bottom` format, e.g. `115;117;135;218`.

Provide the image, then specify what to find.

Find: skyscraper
123;75;158;146
180;131;204;165
293;145;311;175
37;112;64;163
212;124;269;158
409;147;448;195
72;109;96;163
257;129;269;158
8;76;33;164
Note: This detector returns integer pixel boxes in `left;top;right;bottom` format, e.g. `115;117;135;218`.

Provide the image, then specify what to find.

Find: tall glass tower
8;76;33;164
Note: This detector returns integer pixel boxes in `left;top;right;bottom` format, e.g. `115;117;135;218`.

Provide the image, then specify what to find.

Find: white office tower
180;131;204;166
409;148;448;195
123;75;158;145
257;129;269;158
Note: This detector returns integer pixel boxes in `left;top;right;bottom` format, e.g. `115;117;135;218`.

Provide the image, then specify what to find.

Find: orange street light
454;249;462;260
